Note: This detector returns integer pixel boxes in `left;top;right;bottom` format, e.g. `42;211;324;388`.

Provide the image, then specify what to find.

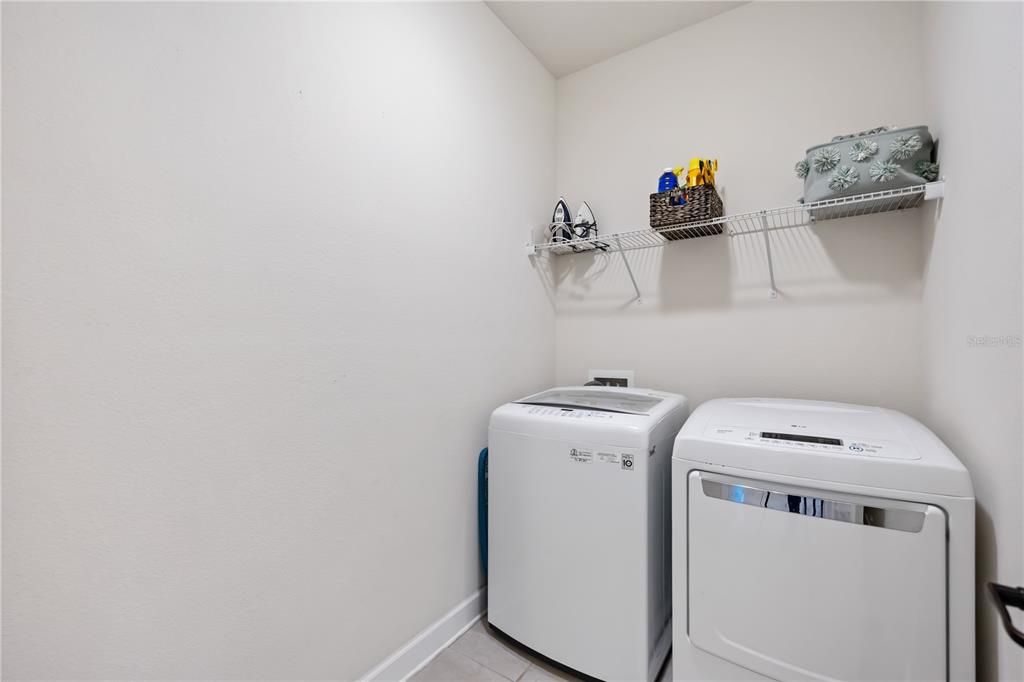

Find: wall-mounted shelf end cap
924;180;945;200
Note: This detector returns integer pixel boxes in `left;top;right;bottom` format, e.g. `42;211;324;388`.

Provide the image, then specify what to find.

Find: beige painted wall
552;1;929;416
922;3;1024;679
1;3;555;678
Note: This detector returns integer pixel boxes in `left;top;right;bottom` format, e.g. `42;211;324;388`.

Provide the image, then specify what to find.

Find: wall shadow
657;233;732;310
976;503;1001;681
809;210;926;293
553;249;611;300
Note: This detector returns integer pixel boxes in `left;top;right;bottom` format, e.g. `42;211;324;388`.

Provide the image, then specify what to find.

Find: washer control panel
704;425;919;460
523;405;615;420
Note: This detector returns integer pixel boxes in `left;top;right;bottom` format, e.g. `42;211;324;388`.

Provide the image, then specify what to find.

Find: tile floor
409;619;673;682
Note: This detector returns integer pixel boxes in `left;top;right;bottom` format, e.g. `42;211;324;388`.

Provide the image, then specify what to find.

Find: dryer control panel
704;425;919;460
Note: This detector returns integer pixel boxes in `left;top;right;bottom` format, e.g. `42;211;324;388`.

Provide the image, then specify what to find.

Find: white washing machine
672;398;975;682
489;386;690;681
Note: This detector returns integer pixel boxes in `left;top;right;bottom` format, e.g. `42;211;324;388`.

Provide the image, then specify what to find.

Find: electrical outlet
587;369;634;387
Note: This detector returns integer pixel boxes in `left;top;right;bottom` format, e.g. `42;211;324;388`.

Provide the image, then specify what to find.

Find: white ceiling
487;1;746;78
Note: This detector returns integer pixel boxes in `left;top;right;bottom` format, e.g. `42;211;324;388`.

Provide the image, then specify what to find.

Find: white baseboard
359;587;487;682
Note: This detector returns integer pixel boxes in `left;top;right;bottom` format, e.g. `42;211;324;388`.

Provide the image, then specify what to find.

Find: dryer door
687;471;946;681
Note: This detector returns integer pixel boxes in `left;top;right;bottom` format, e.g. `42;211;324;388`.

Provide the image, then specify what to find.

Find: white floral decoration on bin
849;140;879;162
795;160;810;179
889;134;923;160
813;146;841;173
829;165;860;191
869;160;900;183
914;161;940;182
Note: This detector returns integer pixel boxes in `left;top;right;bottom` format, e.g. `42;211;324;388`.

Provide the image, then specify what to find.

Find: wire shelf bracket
528;181;944;300
758;211;778;299
615;235;641;303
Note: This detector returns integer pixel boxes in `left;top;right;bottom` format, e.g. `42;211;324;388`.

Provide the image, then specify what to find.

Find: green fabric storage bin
797;125;938;204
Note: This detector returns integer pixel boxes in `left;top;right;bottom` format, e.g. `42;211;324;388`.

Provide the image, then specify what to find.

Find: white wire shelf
530;181;944;257
528;181;944;301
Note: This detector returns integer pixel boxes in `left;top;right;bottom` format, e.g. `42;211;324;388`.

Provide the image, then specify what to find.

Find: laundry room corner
3;1;1023;681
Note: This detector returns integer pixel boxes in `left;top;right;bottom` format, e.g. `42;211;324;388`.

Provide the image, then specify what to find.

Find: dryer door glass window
687;471;946;681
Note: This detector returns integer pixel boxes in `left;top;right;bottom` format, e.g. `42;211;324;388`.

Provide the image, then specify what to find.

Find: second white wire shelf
531;181;945;257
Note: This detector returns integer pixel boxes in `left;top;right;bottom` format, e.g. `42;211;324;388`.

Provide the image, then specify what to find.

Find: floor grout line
452;630;524;681
468;651;524;681
449;649;517;681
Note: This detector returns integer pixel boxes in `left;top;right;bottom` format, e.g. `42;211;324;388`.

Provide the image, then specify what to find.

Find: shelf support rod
614;236;642;304
759;211;778;299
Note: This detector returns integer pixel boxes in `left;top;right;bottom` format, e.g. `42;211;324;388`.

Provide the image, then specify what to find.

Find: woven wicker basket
649;185;724;240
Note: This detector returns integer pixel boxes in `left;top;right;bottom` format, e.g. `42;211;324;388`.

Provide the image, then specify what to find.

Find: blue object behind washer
478;447;488;576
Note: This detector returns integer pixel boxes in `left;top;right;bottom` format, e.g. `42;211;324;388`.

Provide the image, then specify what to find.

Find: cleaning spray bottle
658;168;678;193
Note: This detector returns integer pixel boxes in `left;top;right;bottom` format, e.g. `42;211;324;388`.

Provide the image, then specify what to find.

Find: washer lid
517;387;664;415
